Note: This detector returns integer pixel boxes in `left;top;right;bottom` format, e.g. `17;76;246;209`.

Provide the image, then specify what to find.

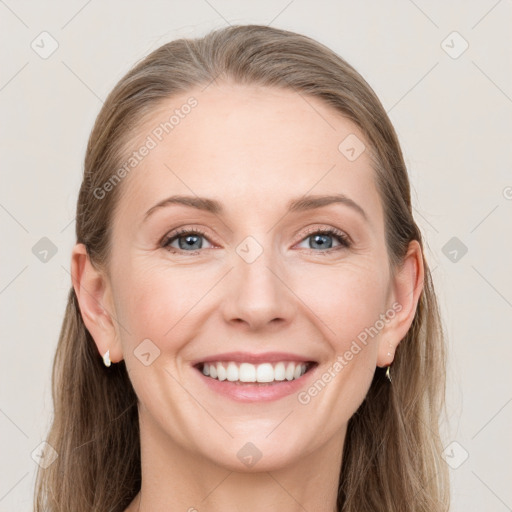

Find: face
77;82;419;472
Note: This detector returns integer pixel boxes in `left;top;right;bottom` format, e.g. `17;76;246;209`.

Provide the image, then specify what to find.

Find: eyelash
161;226;352;256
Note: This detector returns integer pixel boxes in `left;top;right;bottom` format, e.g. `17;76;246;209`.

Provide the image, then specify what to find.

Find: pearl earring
103;349;111;367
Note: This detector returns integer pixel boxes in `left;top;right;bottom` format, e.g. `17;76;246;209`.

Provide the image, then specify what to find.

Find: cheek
292;265;388;426
294;261;389;349
113;262;201;401
114;259;213;347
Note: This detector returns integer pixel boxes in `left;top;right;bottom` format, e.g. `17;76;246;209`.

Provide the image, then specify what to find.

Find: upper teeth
202;361;308;383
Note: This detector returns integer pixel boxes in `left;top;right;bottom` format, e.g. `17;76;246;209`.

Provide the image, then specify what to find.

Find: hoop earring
385;364;392;382
103;349;111;367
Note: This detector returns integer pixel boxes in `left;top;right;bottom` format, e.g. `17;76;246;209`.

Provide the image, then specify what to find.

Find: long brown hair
34;24;450;511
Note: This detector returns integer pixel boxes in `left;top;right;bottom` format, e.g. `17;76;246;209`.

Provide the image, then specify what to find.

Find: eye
161;226;352;255
162;228;213;254
295;227;351;252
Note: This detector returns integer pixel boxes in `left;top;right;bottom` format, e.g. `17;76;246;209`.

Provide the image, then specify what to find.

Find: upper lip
192;351;317;366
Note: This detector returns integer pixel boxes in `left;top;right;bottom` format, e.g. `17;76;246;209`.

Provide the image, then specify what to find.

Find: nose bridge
237;234;277;293
222;231;294;329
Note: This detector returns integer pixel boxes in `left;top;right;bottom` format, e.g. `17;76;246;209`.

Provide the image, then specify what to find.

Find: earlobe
377;240;424;368
70;243;123;364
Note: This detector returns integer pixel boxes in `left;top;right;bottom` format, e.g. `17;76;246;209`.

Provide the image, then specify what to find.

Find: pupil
181;235;201;250
177;233;334;251
312;234;332;249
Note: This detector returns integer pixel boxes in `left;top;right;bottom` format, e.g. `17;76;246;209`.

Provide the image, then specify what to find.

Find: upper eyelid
299;225;349;239
162;224;351;248
296;227;351;247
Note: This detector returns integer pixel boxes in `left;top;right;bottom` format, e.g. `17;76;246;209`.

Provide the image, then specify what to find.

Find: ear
70;243;123;364
377;239;424;368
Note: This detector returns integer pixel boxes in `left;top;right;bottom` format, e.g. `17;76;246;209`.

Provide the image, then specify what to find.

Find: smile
198;361;315;383
191;351;319;401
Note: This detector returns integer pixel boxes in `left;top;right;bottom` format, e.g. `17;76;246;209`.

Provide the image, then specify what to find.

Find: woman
34;24;450;512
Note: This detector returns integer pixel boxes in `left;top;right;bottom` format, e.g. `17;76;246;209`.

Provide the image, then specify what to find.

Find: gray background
1;1;511;510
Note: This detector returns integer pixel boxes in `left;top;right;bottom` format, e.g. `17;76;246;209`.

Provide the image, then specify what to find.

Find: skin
71;83;424;512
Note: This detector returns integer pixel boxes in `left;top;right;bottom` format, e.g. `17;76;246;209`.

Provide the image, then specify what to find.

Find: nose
220;240;296;332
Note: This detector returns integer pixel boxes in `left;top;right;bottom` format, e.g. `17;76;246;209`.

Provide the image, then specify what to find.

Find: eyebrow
143;193;368;222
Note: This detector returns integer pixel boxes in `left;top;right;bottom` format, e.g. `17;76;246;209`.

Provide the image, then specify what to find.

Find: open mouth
194;361;318;385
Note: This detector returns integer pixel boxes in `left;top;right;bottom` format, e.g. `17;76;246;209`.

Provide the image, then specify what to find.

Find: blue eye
162;228;212;253
161;227;351;255
297;228;351;252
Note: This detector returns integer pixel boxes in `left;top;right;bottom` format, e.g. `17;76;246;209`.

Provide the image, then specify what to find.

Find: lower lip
193;364;318;403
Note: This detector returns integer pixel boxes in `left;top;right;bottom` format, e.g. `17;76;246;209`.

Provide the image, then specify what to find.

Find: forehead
112;83;383;230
